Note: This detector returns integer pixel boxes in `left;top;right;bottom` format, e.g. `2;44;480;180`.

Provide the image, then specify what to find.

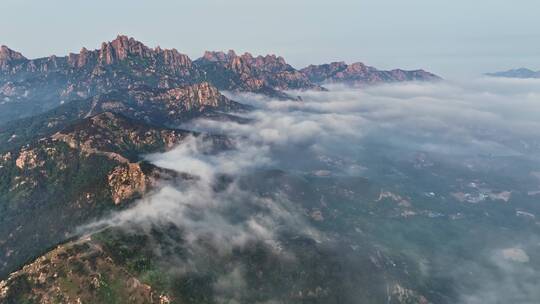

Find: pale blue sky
1;0;539;78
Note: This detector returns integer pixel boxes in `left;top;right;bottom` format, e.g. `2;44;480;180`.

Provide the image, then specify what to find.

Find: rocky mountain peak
97;35;152;65
245;53;287;67
202;50;238;62
227;49;237;58
240;52;254;60
63;35;194;72
158;47;192;68
347;62;371;72
200;50;287;68
0;46;26;61
0;46;27;68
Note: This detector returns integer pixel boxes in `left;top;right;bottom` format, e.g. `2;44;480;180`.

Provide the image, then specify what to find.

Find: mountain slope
0;172;431;304
0;236;165;304
0;82;243;152
0;112;200;278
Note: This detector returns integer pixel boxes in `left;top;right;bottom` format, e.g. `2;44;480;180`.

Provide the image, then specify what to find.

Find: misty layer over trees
70;78;540;303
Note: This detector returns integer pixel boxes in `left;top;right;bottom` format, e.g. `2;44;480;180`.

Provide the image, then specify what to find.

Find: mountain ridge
301;61;441;86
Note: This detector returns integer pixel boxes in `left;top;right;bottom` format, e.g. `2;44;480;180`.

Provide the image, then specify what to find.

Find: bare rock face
300;61;441;86
0;46;26;61
0;46;28;74
108;163;148;204
158;82;224;110
0;46;27;67
15;148;42;170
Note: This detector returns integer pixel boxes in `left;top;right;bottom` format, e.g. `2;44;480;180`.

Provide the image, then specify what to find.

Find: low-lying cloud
219;78;540;157
81;134;318;255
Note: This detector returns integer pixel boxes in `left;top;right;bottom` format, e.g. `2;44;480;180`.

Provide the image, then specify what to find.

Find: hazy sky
1;0;539;78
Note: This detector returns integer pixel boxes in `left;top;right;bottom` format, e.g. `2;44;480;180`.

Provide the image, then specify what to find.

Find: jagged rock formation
0;35;201;123
195;50;322;96
0;36;196;82
0;46;27;71
300;62;441;86
1;36;307;123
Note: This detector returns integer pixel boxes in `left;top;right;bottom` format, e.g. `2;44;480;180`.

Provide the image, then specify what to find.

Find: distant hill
486;68;540;78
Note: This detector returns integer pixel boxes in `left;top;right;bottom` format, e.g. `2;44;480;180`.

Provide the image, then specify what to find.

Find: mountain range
1;35;440;124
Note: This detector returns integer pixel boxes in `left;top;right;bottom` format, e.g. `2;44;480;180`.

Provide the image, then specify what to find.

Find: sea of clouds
80;77;540;303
